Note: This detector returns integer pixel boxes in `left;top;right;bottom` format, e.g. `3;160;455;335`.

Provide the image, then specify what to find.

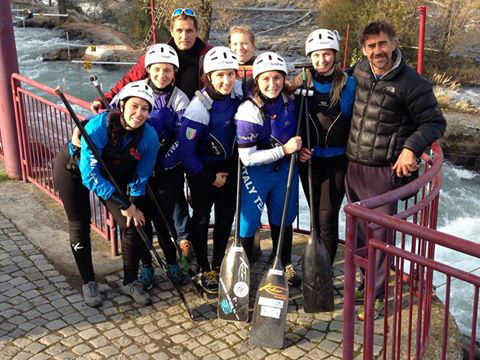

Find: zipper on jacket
308;113;320;147
324;113;342;147
356;80;377;159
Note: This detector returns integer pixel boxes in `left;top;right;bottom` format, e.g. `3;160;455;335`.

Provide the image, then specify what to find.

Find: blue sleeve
128;124;159;196
339;76;356;119
236;120;260;148
79;113;115;201
175;116;208;175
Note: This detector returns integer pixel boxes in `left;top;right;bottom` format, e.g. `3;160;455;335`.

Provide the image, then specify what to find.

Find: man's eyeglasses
171;8;196;18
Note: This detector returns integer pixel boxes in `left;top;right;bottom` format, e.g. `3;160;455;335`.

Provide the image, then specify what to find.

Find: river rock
41;47;85;61
438;112;480;172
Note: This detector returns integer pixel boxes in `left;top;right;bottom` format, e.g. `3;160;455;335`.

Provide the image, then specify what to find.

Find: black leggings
54;144;150;285
187;164;237;272
141;167;182;266
54;145;94;284
299;155;347;264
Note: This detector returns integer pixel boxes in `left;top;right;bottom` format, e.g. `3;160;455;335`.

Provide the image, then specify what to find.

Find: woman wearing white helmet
299;28;356;264
163;46;241;294
112;44;192;291
234;51;302;287
53;81;160;306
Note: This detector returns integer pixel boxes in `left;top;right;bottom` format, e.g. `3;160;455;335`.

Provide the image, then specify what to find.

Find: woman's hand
282;136;302;155
299;147;313;162
121;204;145;227
213;172;228;188
71;126;82;147
90;100;103;114
291;69;312;89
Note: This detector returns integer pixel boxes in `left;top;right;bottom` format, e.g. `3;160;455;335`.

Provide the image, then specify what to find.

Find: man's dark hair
359;21;396;45
170;13;199;31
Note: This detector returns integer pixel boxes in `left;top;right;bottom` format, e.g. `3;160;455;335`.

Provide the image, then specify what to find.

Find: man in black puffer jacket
345;21;446;320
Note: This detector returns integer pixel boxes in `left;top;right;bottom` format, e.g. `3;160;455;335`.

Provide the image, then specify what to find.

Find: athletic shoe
138;265;155;291
285;264;301;287
168;264;189;285
200;270;219;294
82;281;103;307
355;285;364;303
121;280;152;305
358;298;384;321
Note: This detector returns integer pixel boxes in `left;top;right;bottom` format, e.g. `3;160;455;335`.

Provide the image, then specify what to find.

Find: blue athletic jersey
163;90;241;175
79;112;159;200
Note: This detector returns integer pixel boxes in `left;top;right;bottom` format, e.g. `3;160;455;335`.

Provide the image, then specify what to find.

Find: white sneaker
121;280;152;305
82;281;103;307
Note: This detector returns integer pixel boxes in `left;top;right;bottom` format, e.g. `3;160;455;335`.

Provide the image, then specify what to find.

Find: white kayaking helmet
145;43;179;69
203;46;239;74
118;81;155;112
252;52;288;79
305;29;340;56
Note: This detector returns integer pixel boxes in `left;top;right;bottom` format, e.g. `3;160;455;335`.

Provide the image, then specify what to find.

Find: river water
12;25;480;341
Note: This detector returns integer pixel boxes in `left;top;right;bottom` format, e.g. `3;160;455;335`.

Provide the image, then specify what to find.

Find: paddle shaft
55;87;194;319
90;75;111;110
303;78;315;227
272;72;306;268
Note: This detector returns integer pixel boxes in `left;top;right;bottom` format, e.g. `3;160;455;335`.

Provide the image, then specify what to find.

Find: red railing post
343;213;357;360
417;6;428;75
150;0;158;44
343;24;350;70
0;2;22;178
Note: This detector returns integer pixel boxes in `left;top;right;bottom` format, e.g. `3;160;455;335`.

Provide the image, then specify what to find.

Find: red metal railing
343;142;480;359
11;73;119;256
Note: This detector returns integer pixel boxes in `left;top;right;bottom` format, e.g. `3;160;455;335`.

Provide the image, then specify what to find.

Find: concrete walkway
0;206;386;360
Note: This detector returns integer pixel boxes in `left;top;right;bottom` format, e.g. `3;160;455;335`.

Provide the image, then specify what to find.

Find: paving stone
104;328;123;340
45;343;68;356
96;345;120;357
24;342;46;354
122;344;142;356
61;335;83;347
218;348;236;359
179;352;197;360
306;348;330;359
78;328;101;340
43;310;62;321
326;331;343;343
58;326;78;337
124;327;144;337
318;339;338;353
8;315;27;325
265;354;287;360
304;329;325;343
144;343;160;353
281;346;306;359
45;319;67;331
247;348;267;359
112;336;134;348
88;335;109;349
63;312;84;324
39;334;61;346
193;345;212;357
152;352;170;360
224;334;242;345
28;354;51;360
13;338;32;348
12;351;33;360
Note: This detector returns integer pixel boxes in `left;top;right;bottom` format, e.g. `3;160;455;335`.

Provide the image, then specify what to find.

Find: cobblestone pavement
0;210;384;359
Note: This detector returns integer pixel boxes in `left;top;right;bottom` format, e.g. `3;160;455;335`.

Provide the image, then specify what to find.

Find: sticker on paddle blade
258;283;288;300
260;305;281;319
220;298;234;315
233;281;248;298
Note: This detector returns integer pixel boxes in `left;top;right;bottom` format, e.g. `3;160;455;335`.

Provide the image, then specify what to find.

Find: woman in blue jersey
164;46;241;294
235;52;303;286
298;29;356;264
110;44;191;290
54;82;159;306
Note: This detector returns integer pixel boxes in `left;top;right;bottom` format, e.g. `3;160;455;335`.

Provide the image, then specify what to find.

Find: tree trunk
58;0;67;15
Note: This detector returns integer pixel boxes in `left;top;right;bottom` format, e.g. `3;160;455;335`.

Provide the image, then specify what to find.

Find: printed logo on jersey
185;127;197;140
237;133;258;142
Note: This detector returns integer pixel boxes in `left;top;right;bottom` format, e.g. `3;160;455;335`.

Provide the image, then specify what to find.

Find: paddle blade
218;245;250;322
250;265;289;349
302;228;334;312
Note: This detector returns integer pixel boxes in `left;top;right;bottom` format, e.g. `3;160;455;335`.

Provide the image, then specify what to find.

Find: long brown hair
330;64;348;107
107;108;127;146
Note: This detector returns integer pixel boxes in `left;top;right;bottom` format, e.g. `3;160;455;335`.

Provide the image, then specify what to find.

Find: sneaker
138;265;155;291
82;281;103;307
358;298;384;321
285;264;301;287
168;264;189;285
122;280;152;305
355;286;364;303
200;270;219;294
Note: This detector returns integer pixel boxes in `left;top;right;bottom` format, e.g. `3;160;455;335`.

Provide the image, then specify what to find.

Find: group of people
54;7;446;321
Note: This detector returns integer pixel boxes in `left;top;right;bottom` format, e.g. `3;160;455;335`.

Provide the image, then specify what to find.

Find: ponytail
330;65;347;108
107;109;126;147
